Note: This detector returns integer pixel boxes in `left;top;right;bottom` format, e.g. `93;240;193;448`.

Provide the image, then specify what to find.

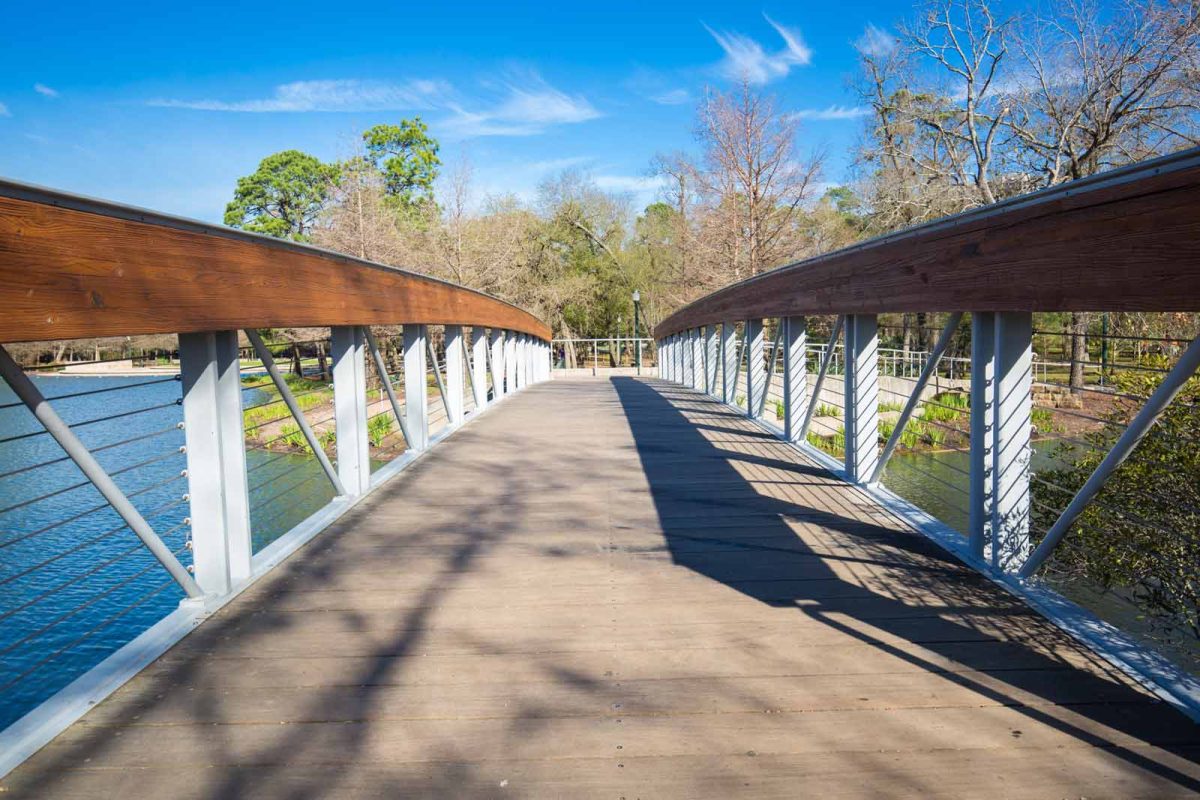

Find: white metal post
844;314;880;483
721;322;737;404
520;334;529;388
686;328;696;388
404;324;429;452
992;311;1033;571
783;316;808;442
332;326;370;496
471;328;488;408
489;329;505;401
691;328;705;391
179;330;252;596
674;334;681;383
444;325;465;425
746;319;765;418
705;325;719;395
677;333;687;385
505;330;518;394
969;312;996;561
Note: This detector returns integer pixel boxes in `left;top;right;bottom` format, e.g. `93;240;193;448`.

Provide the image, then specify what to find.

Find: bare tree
1006;0;1199;390
692;80;823;281
313;154;406;265
902;0;1014;205
1008;0;1200;184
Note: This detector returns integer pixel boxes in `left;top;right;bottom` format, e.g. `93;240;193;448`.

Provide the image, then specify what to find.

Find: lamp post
632;290;642;376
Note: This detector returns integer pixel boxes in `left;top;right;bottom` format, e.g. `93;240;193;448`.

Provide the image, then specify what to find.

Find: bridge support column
511;334;521;391
489;329;505;401
678;333;688;385
444;325;465;425
332;326;371;496
991;311;1033;571
705;325;719;395
690;328;704;391
404;324;429;451
179;330;253;596
504;331;517;394
783;316;808;443
672;335;681;383
745;319;765;418
844;314;880;483
471;328;489;409
969;312;996;561
721;322;738;404
682;330;694;387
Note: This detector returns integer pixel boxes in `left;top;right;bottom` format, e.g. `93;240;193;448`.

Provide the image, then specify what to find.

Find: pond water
0;375;337;731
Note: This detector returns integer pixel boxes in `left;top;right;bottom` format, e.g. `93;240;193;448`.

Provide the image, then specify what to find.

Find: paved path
5;377;1199;798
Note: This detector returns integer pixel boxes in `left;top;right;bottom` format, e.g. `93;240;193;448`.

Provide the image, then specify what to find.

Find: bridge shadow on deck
3;376;1199;798
610;376;1200;792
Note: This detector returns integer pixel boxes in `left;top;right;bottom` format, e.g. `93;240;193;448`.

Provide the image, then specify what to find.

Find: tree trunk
1069;312;1088;394
316;342;329;382
291;344;303;378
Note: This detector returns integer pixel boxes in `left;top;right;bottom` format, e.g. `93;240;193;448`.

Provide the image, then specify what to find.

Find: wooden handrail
655;147;1200;339
0;179;550;343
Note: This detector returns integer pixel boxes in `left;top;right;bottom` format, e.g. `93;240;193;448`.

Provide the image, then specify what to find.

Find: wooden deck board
4;377;1199;798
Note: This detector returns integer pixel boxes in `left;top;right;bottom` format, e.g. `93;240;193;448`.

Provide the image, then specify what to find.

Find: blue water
0;374;336;731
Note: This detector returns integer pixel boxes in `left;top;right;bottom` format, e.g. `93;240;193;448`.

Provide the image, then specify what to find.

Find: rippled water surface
0;375;336;730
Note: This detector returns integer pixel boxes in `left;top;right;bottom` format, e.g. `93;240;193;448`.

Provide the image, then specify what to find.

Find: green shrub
774;399;785;420
279;423;309;451
806;426;845;456
368;414;394;447
1032;369;1200;643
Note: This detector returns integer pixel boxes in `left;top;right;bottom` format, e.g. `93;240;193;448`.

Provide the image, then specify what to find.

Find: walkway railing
551;337;657;373
0;178;552;774
654;147;1200;718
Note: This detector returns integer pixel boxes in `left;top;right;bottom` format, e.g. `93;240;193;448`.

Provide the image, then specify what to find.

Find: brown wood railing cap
0;177;551;343
655;146;1200;339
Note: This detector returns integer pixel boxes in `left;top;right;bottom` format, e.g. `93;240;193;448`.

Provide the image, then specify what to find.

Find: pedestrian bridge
3;376;1199;797
1;151;1199;797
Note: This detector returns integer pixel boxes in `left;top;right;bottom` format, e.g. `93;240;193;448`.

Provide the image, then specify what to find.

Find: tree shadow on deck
610;376;1200;792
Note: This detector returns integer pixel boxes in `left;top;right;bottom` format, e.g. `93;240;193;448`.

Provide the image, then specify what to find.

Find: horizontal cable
247;456;318;495
0;474;186;552
0;575;177;696
0;376;180;411
0;447;182;517
0;400;182;447
1031;329;1196;345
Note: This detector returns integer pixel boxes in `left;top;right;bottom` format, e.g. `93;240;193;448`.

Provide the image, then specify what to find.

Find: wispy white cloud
650;88;691;106
624;67;691;106
856;23;896;58
526;156;595;172
0;102;10;117
706;14;812;85
792;105;870;121
443;72;600;137
148;72;599;138
147;78;450;112
34;83;60;98
594;174;665;193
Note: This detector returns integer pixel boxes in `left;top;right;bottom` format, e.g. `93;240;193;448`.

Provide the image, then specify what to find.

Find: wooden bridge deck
5;377;1200;798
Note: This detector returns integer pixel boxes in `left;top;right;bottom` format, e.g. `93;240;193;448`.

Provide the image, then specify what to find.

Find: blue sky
0;1;897;222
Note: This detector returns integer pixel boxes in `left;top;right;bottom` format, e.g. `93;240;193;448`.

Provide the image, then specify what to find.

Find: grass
368;414;395;447
775;399;785;420
1032;407;1058;435
814;403;840;418
878;400;905;413
807;427;845;456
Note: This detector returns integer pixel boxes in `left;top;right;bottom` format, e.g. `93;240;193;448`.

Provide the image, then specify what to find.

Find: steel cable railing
0;361;190;731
